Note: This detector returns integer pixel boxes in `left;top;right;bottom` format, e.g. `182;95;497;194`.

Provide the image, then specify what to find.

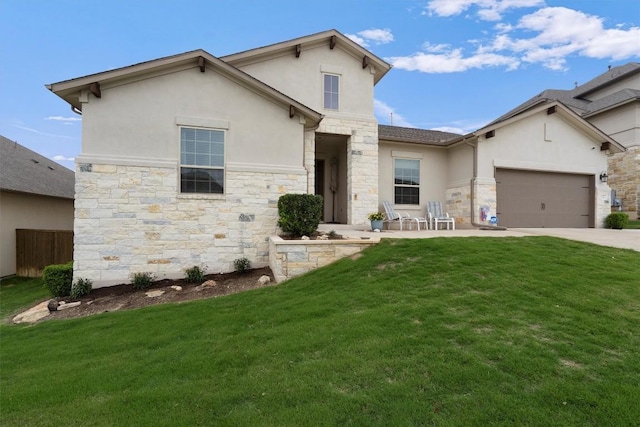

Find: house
0;136;75;277
46;29;622;288
492;63;639;219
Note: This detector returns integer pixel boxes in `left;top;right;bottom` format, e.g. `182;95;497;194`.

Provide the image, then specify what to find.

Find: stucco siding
0;191;74;277
80;66;305;168
234;45;375;117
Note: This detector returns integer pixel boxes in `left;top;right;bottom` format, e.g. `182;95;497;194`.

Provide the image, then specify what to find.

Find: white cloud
374;99;414;127
388;48;519;73
52;155;75;162
425;0;544;21
13;124;76;139
396;5;640;73
45;116;82;122
346;28;394;47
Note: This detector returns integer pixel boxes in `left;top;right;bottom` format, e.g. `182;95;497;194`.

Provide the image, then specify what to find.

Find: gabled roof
0;135;75;199
573;62;640;98
221;29;392;85
489;62;640;126
46;49;323;128
475;101;625;153
378;125;462;146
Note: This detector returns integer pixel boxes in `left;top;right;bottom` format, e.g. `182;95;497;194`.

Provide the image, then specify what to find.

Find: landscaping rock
145;290;165;298
258;275;271;285
47;299;59;312
301;235;310;240
170;285;182;291
13;301;51;324
195;280;217;291
317;235;329;240
57;301;82;310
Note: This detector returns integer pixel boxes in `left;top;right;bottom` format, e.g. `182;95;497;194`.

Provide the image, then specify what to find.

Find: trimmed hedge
277;194;323;237
605;212;629;229
42;262;74;297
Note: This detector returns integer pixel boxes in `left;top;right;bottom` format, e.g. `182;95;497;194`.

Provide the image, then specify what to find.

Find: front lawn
1;237;639;426
0;276;49;321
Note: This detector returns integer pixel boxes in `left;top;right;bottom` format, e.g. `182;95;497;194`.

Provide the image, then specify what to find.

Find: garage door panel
496;169;593;228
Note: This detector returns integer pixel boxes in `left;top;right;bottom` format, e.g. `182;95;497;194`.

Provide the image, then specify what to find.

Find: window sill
177;193;225;201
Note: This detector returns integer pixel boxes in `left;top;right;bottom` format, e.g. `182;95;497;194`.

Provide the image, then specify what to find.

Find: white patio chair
382;201;426;230
427;201;455;230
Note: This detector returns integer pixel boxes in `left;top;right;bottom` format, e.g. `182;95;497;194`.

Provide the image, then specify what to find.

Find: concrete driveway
318;224;640;252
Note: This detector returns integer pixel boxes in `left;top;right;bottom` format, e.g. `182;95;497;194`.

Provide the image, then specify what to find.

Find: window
394;158;420;205
180;127;224;194
323;74;339;110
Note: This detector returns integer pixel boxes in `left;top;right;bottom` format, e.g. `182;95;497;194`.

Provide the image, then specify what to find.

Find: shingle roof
378;125;462;146
487;62;640;126
0;135;75;199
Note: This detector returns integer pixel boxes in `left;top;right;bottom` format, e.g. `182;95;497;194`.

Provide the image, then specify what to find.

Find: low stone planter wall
269;236;378;282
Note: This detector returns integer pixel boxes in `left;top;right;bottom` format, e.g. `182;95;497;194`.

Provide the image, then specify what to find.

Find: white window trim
322;72;340;111
178;125;226;196
393;157;421;206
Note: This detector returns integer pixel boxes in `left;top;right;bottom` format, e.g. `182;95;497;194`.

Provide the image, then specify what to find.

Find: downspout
465;138;507;230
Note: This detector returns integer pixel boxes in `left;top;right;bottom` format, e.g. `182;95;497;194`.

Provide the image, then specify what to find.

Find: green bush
132;272;154;290
184;265;206;283
42;262;73;297
605;212;629;229
277;194;323;237
233;257;251;273
70;278;93;299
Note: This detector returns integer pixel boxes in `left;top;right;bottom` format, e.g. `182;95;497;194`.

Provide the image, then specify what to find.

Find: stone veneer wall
74;163;306;288
269;236;377;282
608;147;639;219
315;117;379;225
445;181;471;225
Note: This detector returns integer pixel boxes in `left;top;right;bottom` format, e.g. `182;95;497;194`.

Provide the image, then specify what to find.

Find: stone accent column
608;147;639;219
472;177;497;226
304;130;316;194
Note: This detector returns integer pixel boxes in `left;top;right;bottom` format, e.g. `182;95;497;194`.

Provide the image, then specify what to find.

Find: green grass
626;219;640;229
0;276;50;321
1;237;639;426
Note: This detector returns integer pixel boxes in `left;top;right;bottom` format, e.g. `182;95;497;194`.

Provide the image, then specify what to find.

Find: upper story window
323;74;339;110
180;127;224;194
394;158;420;205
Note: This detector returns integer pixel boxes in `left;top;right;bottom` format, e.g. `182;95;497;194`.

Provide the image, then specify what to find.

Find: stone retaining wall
269;236;377;282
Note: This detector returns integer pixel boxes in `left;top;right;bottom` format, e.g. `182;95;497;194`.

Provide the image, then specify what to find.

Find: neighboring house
491;63;640;219
46;29;622;288
0;135;75;277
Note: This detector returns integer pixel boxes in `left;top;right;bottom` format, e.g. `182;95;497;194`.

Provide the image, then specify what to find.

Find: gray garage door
496;169;594;228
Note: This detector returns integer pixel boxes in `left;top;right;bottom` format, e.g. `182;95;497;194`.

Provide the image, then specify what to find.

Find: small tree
277;194;323;237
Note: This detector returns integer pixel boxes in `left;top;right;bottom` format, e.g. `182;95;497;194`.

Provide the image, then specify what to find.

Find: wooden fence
16;229;73;277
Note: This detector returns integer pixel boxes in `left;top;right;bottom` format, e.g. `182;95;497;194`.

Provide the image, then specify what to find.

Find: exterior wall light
599;172;608;183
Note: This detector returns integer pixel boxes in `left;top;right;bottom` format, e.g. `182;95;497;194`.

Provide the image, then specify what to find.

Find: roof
0;135;75;199
488;62;640;126
378;125;462;146
221;29;392;85
46;49;323;128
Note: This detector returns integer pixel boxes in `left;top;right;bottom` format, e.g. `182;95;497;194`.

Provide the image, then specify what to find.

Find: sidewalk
318;224;640;252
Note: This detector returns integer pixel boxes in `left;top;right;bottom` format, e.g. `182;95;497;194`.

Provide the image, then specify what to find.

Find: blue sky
1;0;639;171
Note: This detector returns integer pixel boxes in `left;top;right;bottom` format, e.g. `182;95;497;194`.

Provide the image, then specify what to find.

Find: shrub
70;278;93;299
132;272;154;290
42;262;73;297
605;212;629;229
233;257;251;273
184;265;206;283
277;194;323;237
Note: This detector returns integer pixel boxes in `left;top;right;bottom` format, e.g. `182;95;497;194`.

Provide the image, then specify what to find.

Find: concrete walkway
318;224;640;252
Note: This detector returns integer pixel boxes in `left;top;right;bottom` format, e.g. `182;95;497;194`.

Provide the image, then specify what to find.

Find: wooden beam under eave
329;35;336;49
89;82;101;98
546;105;556;115
600;141;610;151
295;44;301;58
362;55;370;69
289;105;295;118
198;56;206;72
